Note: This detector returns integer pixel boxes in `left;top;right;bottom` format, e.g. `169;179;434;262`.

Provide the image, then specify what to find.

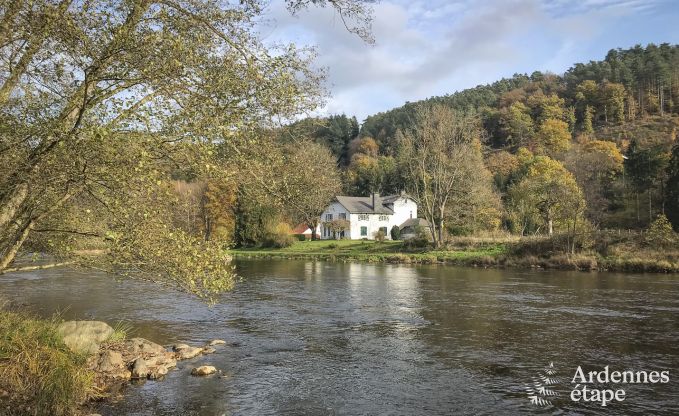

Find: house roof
291;224;320;237
399;218;429;229
334;195;396;214
291;223;310;234
381;194;405;204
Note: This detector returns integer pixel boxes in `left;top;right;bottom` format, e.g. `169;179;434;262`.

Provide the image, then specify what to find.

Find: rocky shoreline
56;320;227;407
90;337;225;387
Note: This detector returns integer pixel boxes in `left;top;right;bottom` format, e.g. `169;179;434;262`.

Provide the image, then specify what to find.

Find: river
1;259;678;415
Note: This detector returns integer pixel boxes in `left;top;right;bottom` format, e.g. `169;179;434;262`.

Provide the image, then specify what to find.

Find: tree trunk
661;180;665;215
571;205;580;254
0;183;29;230
660;84;665;117
428;221;438;248
437;221;444;247
548;219;553;236
604;104;608;123
0;186;81;272
204;216;212;242
308;222;317;241
0;219;34;270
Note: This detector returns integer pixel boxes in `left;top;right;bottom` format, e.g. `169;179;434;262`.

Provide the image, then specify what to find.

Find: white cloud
259;0;671;121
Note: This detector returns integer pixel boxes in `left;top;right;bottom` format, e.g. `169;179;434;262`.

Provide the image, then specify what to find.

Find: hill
295;43;679;231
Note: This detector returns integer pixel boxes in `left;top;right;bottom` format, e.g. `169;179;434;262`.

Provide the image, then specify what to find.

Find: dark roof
381;194;402;204
334;195;395;214
399;218;429;228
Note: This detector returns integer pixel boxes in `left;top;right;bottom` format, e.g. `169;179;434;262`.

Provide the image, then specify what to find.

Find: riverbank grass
229;239;508;264
228;235;679;273
0;309;95;416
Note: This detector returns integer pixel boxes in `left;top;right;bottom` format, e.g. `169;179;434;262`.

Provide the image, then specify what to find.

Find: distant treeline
281;43;679;232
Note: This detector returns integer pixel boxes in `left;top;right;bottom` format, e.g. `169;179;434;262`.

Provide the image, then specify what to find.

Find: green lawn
228;239;507;265
232;239;404;254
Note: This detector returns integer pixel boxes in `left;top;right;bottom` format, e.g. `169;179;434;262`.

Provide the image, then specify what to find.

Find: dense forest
278;43;679;236
139;43;679;249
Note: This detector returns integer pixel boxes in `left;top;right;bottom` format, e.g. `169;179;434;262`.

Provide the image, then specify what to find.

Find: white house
318;192;419;240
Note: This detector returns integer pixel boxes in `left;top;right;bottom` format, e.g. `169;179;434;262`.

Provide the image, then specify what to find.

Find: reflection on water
1;260;678;415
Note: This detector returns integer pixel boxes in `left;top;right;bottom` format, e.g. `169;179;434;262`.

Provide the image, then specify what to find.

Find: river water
1;259;678;415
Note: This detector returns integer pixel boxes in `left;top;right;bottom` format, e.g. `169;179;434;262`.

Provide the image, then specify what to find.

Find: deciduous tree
565;140;623;223
532;118;572;156
508;155;585;237
397;105;493;247
0;0;372;298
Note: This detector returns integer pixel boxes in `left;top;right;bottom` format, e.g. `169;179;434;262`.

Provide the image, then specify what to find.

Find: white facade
317;195;418;240
388;197;418;231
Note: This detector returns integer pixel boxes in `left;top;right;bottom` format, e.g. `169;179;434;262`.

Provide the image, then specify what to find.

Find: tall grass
0;309;95;416
108;321;134;342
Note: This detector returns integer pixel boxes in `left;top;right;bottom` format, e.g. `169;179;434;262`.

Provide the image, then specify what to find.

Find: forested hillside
298;43;679;233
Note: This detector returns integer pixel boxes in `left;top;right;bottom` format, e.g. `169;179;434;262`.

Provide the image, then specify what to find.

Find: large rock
131;358;149;379
98;350;124;372
57;321;114;354
147;352;177;369
191;366;216;376
149;365;169;380
145;353;177;379
173;343;203;360
93;350;131;382
125;338;166;356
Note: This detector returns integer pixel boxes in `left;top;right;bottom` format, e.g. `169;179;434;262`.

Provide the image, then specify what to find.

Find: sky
258;0;679;122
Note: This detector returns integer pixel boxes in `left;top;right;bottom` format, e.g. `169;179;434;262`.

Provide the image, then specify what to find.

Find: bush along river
1;259;678;415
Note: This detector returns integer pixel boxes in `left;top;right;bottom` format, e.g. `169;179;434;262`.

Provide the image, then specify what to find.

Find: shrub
402;225;431;249
0;311;95;416
511;232;596;257
447;225;473;236
403;236;430;249
294;234;307;241
374;229;386;242
645;214;677;248
262;222;295;248
390;225;400;241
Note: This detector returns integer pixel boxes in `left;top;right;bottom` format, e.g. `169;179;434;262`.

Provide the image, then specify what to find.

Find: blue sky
260;0;679;122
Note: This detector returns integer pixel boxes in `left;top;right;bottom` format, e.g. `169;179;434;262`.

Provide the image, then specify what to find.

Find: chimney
372;192;380;210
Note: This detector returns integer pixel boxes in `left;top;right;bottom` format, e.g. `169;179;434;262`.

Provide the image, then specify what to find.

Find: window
339;213;347;220
378;215;388;221
325;214;333;221
358;214;369;221
410;211;413;219
360;226;368;236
